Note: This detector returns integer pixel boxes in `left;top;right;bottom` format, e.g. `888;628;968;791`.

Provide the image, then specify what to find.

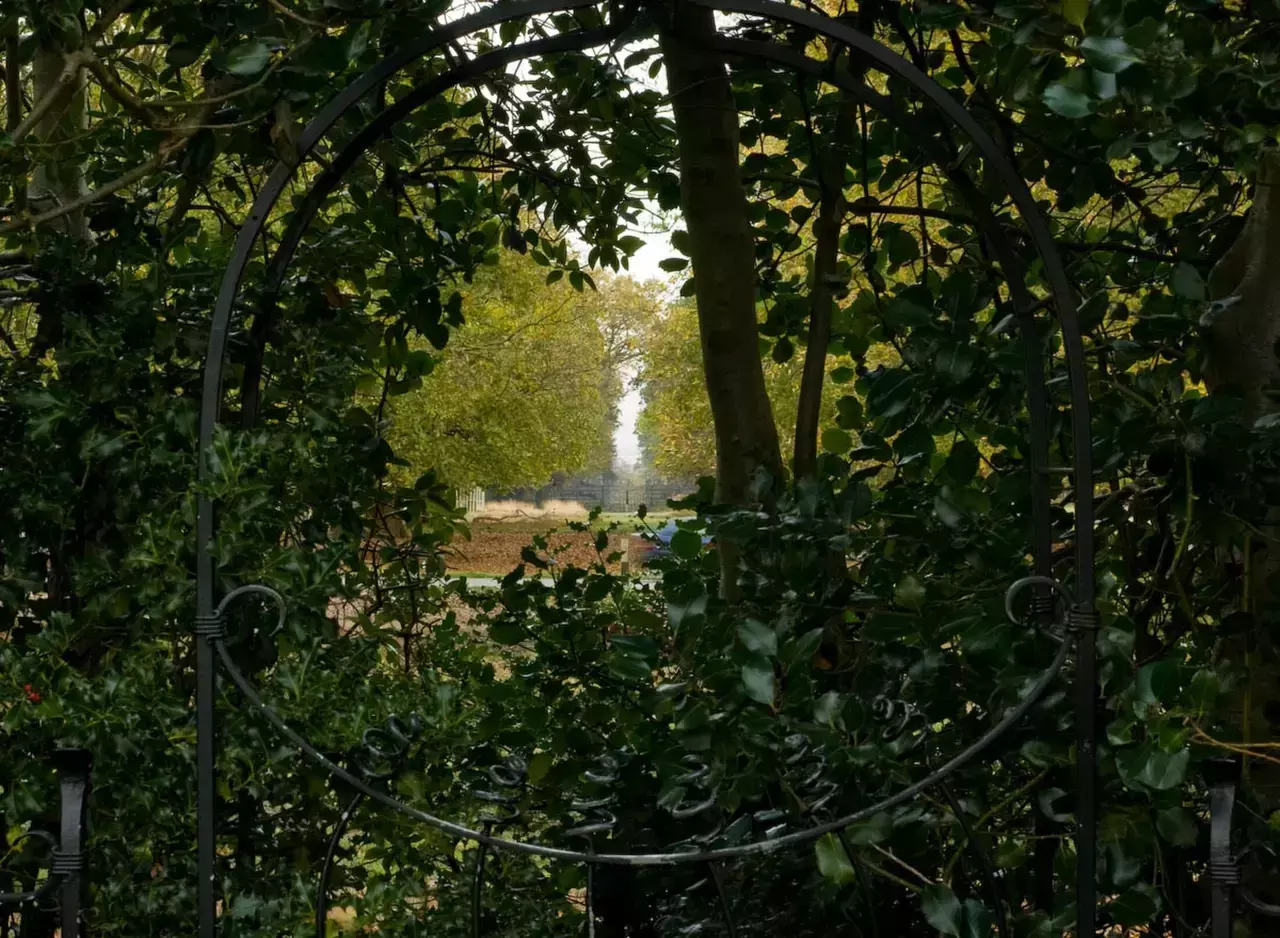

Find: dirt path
445;523;628;574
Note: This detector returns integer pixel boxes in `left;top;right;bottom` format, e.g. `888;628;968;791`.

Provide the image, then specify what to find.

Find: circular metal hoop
195;1;1098;934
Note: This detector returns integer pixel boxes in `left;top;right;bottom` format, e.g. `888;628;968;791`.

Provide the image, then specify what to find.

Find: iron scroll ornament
0;749;92;938
194;2;1099;936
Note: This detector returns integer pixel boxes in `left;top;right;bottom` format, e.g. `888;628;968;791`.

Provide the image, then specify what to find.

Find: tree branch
0;147;171;235
84;53;155;126
87;0;139;44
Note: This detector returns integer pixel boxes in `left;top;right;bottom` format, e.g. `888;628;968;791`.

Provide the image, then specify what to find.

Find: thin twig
869;843;936;887
268;0;330;29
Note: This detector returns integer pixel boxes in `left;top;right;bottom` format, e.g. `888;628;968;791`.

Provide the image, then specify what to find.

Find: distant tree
387;253;661;491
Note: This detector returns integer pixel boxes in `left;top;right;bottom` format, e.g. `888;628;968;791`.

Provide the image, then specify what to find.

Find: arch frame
194;2;1099;935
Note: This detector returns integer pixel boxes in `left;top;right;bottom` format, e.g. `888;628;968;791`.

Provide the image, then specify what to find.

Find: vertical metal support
470;823;492;938
317;793;363;938
53;748;91;938
1205;758;1241;938
1070;608;1099;938
196;509;219;938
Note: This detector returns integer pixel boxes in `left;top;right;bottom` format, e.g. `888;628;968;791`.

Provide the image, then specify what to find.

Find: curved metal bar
1004;577;1075;627
1239;888;1280;919
211;631;1069;864
315;792;363;938
0;830;63;906
470;823;492;938
217;584;288;636
696;11;1096;926
0;874;62;906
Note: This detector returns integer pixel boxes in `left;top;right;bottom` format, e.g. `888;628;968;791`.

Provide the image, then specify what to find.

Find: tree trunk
793;90;854;480
28;37;90;241
1206;150;1280;813
659;5;783;596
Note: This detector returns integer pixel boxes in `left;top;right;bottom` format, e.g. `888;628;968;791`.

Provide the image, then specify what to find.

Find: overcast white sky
610;234;670;471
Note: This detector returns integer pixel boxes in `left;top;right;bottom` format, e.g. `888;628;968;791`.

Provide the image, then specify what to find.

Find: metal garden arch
194;1;1099;935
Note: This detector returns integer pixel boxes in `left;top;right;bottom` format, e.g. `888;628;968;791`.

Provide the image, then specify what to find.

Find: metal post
1205;757;1241;938
196;498;218;938
53;748;91;938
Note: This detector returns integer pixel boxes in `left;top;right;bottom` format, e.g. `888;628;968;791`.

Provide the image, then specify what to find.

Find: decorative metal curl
315;711;422;938
0;830;61;905
352;713;422;779
0;749;90;938
215;584;288;637
1205;757;1280;938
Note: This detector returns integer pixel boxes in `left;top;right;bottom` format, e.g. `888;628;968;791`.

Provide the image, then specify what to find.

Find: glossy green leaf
815;833;857;884
226;41;270;76
741;661;776;705
921;884;962;936
738;619;778;657
1080;37;1139;73
1043;83;1093;118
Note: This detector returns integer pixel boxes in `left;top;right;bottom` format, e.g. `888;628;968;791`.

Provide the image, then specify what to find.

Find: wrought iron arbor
193;0;1100;935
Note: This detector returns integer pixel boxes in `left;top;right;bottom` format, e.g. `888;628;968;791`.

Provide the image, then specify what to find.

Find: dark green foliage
5;0;1280;935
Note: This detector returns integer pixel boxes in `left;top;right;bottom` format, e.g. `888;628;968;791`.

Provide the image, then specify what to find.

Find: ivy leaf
226;41;270;77
658;257;689;272
1080;37;1139;73
815;833;856;884
1043;83;1093;119
921;884;963;935
741;660;776;705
